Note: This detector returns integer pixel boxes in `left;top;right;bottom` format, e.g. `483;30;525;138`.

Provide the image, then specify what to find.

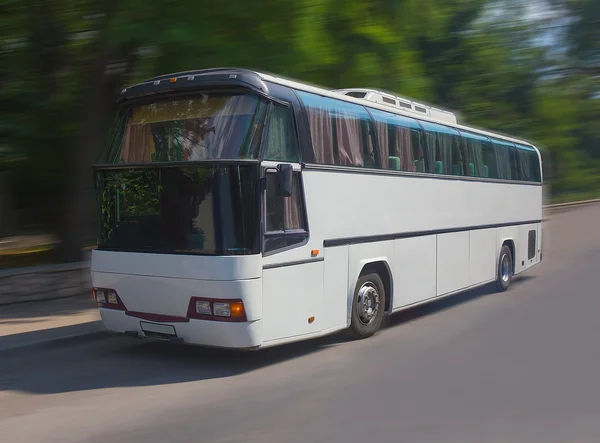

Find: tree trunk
0;170;15;237
55;51;112;263
54;0;130;263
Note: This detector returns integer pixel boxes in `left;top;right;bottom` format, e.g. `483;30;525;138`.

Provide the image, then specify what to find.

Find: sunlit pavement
1;205;600;443
0;296;102;353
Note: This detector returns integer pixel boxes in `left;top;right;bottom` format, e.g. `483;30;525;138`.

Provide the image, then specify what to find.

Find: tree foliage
1;0;599;260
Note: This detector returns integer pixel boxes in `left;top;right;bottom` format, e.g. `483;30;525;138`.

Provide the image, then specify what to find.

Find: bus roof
120;67;539;154
256;70;539;152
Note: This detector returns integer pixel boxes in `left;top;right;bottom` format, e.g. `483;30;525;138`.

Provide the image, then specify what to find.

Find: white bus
91;68;543;349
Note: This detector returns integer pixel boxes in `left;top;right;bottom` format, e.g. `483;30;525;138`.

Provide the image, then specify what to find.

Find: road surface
1;205;599;443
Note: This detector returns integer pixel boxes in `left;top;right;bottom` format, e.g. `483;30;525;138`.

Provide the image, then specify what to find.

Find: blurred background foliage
1;0;599;262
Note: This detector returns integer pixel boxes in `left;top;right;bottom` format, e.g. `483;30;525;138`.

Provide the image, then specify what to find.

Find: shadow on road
0;295;97;322
385;276;534;328
1;276;534;395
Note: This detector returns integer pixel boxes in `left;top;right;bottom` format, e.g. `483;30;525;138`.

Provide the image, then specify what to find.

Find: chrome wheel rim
357;282;380;325
501;253;511;282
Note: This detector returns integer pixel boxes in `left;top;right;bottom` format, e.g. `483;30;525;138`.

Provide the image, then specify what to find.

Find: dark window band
323;220;543;248
302;162;542;186
294;90;542;183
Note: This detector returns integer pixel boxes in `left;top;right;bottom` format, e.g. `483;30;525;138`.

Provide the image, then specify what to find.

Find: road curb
0;262;91;306
0;321;110;356
0;260;90;278
544;198;600;210
0;291;92;307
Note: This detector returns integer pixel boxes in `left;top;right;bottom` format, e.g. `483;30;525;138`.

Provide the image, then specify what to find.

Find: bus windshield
95;165;260;256
105;93;266;164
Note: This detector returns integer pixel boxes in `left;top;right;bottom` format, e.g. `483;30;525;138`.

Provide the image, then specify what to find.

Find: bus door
260;162;324;342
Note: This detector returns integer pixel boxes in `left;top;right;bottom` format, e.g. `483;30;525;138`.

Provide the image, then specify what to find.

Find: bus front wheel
349;272;386;339
496;245;513;292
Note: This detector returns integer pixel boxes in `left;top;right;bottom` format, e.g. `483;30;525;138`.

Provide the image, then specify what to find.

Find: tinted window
516;148;532;181
369;108;423;172
265;174;284;231
482;141;498;179
297;91;376;168
265;173;306;233
508;144;519;180
96;165;259;255
515;143;541;182
491;139;516;180
285;175;305;230
530;150;542;182
105;93;266;164
264;105;300;162
420;121;465;175
264;172;308;253
461;131;492;178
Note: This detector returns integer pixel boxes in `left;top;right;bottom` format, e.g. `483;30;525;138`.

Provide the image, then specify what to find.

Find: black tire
348;272;386;339
496;245;513;292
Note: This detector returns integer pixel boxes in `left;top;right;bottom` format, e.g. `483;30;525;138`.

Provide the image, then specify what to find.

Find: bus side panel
322;245;349;332
262;261;324;342
437;232;470;296
392;235;437;309
518;223;542;272
469;228;497;286
301;171;541;243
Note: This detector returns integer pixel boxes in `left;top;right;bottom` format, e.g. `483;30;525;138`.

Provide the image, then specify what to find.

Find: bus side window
369;108;421;172
517;147;532;181
451;135;466;176
422;129;439;174
508;144;519;180
420;121;462;175
264;105;300;163
515;143;540;182
264;172;308;253
481;140;498;178
461;131;493;178
492;139;513;180
265;173;284;232
296;91;376;168
530;150;542;182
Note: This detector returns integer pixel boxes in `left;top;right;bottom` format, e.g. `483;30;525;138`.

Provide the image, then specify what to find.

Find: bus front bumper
99;308;263;349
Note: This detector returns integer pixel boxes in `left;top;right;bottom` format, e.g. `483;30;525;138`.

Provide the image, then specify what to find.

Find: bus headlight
107;292;118;305
187;297;247;322
95;290;107;304
213;302;230;317
93;288;126;310
195;300;212;316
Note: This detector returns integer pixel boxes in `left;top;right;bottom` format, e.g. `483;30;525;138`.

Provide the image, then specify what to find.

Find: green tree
2;0;600;262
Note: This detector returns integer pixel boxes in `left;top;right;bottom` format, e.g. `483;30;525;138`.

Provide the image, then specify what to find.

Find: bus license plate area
140;321;177;340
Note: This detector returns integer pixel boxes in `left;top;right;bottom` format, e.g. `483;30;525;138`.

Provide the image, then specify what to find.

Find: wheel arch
349;258;394;320
500;238;516;274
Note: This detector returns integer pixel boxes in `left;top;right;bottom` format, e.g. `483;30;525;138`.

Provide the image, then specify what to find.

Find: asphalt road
1;204;600;443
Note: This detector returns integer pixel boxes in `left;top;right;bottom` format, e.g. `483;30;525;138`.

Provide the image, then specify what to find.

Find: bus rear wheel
349;272;386;339
496;245;513;292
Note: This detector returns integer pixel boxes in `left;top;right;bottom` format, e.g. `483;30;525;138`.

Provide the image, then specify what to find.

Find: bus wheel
349;272;386;339
496;245;513;292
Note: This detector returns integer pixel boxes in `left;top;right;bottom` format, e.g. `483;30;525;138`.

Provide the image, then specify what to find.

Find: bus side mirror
277;163;293;197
